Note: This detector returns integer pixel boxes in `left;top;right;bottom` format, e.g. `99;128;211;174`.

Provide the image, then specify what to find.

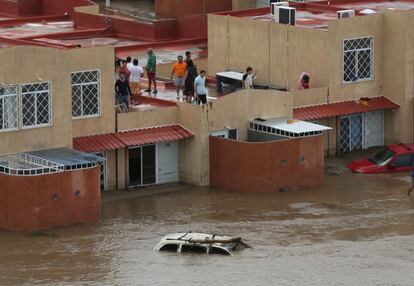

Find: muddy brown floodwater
1;154;414;285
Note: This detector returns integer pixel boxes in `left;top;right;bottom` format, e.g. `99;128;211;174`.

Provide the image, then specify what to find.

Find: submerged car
347;144;414;174
154;232;250;255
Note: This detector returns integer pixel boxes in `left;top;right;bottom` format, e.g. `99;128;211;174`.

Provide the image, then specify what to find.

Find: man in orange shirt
170;55;187;101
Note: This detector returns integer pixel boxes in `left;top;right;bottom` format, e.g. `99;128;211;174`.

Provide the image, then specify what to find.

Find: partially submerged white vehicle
154;232;250;255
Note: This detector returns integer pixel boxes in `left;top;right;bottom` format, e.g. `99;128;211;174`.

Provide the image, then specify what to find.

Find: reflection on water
1;168;414;285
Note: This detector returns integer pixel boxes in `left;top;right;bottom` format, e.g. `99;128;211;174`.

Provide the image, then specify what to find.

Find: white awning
249;118;331;138
216;71;244;81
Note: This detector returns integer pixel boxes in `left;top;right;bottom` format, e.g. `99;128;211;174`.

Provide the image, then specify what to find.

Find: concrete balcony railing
292;87;328;108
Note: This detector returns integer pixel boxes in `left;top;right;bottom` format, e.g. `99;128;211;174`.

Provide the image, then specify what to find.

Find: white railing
0;153;64;176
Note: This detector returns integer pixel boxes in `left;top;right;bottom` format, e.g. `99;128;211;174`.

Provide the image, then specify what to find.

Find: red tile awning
73;125;194;152
293;96;399;121
114;125;194;146
73;133;126;153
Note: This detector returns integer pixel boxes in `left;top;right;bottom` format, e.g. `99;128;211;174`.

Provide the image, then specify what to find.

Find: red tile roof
73;133;126;153
114;125;194;146
73;125;194;153
293;96;399;121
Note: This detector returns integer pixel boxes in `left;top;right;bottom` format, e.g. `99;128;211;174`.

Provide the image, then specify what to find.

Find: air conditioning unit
337;9;355;19
271;1;289;15
274;6;296;25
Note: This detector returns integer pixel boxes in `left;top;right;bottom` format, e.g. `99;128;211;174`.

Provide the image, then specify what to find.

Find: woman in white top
128;59;144;96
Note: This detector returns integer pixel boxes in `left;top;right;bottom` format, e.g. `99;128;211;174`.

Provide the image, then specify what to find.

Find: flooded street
1;155;414;285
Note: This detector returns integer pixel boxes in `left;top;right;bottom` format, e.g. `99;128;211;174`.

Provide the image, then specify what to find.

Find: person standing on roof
243;67;256;90
145;48;158;95
129;58;144;98
194;70;207;105
185;50;192;64
184;59;198;103
184;50;193;97
126;56;133;69
170;55;187;101
115;72;131;112
116;60;131;79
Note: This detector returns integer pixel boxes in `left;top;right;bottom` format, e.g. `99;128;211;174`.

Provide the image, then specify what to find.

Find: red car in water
347;144;414;174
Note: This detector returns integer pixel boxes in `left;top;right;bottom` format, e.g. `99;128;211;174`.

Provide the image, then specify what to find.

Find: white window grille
21;82;51;128
0;85;19;132
343;37;374;83
71;70;101;119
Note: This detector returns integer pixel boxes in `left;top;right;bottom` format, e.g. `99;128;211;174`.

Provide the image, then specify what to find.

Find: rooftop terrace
224;0;414;30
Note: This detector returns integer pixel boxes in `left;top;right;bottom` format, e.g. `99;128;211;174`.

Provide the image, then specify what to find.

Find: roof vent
360;9;378;15
274;6;296;25
337;9;355;19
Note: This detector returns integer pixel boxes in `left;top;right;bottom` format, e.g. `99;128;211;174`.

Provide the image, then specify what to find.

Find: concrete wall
382;9;414;143
319;117;337;157
232;0;256;10
0;46;71;155
208;14;229;76
327;14;384;103
0;167;100;231
106;150;117;191
70;46;116;137
292;87;328;107
208;12;413;147
73;4;99;15
0;45;115;155
208;15;329;90
228;17;270;84
178;89;293;186
210;135;325;193
117;106;179;131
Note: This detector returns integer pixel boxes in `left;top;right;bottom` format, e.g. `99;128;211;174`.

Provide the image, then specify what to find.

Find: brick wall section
0;167;100;231
209;135;325;193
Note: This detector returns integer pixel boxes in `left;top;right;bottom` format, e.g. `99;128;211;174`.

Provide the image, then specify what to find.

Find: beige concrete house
208;1;412;156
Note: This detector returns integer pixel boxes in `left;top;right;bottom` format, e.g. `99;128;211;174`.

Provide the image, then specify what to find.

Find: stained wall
0;167;100;231
210;135;325;193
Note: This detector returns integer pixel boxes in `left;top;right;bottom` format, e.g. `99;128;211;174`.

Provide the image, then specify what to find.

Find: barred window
0;85;19;131
21;82;51;128
71;70;101;118
343;37;374;83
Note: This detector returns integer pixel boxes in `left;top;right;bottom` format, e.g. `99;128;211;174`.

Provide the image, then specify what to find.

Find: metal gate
339;110;384;154
339;114;363;154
